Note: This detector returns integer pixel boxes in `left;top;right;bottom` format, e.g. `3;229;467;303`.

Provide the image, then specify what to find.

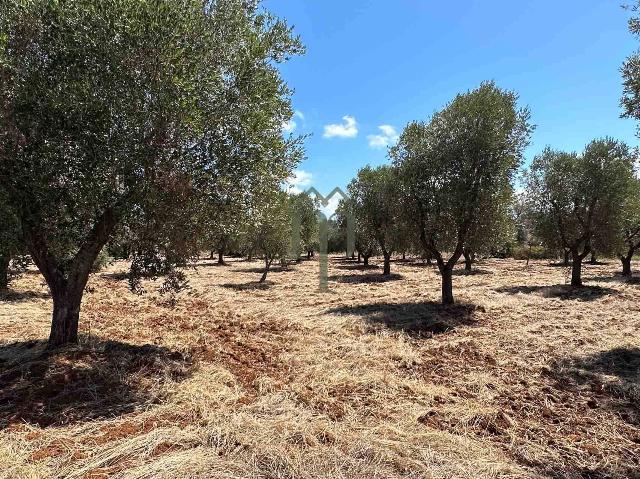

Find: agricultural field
1;256;638;479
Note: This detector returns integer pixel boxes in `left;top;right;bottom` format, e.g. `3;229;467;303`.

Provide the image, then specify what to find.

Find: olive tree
526;139;635;286
0;0;302;346
348;165;402;275
463;186;516;271
616;176;640;276
392;82;532;304
248;190;292;283
291;192;319;259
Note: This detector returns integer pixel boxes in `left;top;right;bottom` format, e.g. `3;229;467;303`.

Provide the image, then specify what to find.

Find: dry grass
0;256;639;478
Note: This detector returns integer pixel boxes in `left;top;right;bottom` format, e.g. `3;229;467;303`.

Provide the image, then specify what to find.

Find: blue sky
268;0;639;206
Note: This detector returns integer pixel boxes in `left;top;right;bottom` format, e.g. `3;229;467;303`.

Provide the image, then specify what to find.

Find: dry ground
0;256;639;478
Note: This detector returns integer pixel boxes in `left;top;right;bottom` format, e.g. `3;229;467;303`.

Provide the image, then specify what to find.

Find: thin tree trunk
209;250;215;260
382;251;391;276
217;249;224;264
563;249;570;266
463;249;473;272
402;252;406;260
589;252;597;265
426;255;432;266
363;255;370;266
0;255;9;290
441;266;454;305
571;252;582;286
259;257;272;283
357;252;361;263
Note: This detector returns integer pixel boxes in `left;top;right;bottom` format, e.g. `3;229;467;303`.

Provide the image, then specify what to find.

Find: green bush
91;249;114;273
510;245;552;260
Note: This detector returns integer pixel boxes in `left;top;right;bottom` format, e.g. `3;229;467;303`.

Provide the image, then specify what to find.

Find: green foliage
392;81;532;301
392;81;532;261
290;192;319;258
525;139;636;259
244;190;292;281
622;2;640;132
510;245;553;261
348;165;403;255
90;249;113;273
0;0;303;344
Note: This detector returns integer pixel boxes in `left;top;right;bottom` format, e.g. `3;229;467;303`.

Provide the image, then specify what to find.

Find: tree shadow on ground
334;264;380;271
231;267;291;274
550;347;640;428
0;289;50;303
220;281;273;291
328;273;403;284
0;337;193;428
405;261;437;268
588;274;640;285
452;268;494;276
329;257;358;264
100;271;129;281
494;284;617;301
327;301;479;338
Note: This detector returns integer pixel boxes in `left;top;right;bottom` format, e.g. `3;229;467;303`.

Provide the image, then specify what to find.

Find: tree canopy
0;0;303;346
525;139;636;285
392;81;532;303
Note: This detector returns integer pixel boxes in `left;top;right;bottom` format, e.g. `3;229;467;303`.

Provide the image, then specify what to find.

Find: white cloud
323;115;358;138
367;124;399;149
282;119;297;133
282;111;305;134
286;169;313;194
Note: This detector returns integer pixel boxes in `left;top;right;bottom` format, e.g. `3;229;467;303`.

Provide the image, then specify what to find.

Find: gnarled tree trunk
217;249;224;264
49;287;83;346
621;255;632;276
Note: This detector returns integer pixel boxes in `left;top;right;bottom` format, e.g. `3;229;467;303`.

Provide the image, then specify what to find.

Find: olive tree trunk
382;251;391;276
363;255;370;266
620;245;636;276
259;257;272;283
49;287;83;346
463;249;473;272
217;249;224;264
571;252;583;286
27;207;119;348
621;255;632;276
0;255;9;290
441;266;454;304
